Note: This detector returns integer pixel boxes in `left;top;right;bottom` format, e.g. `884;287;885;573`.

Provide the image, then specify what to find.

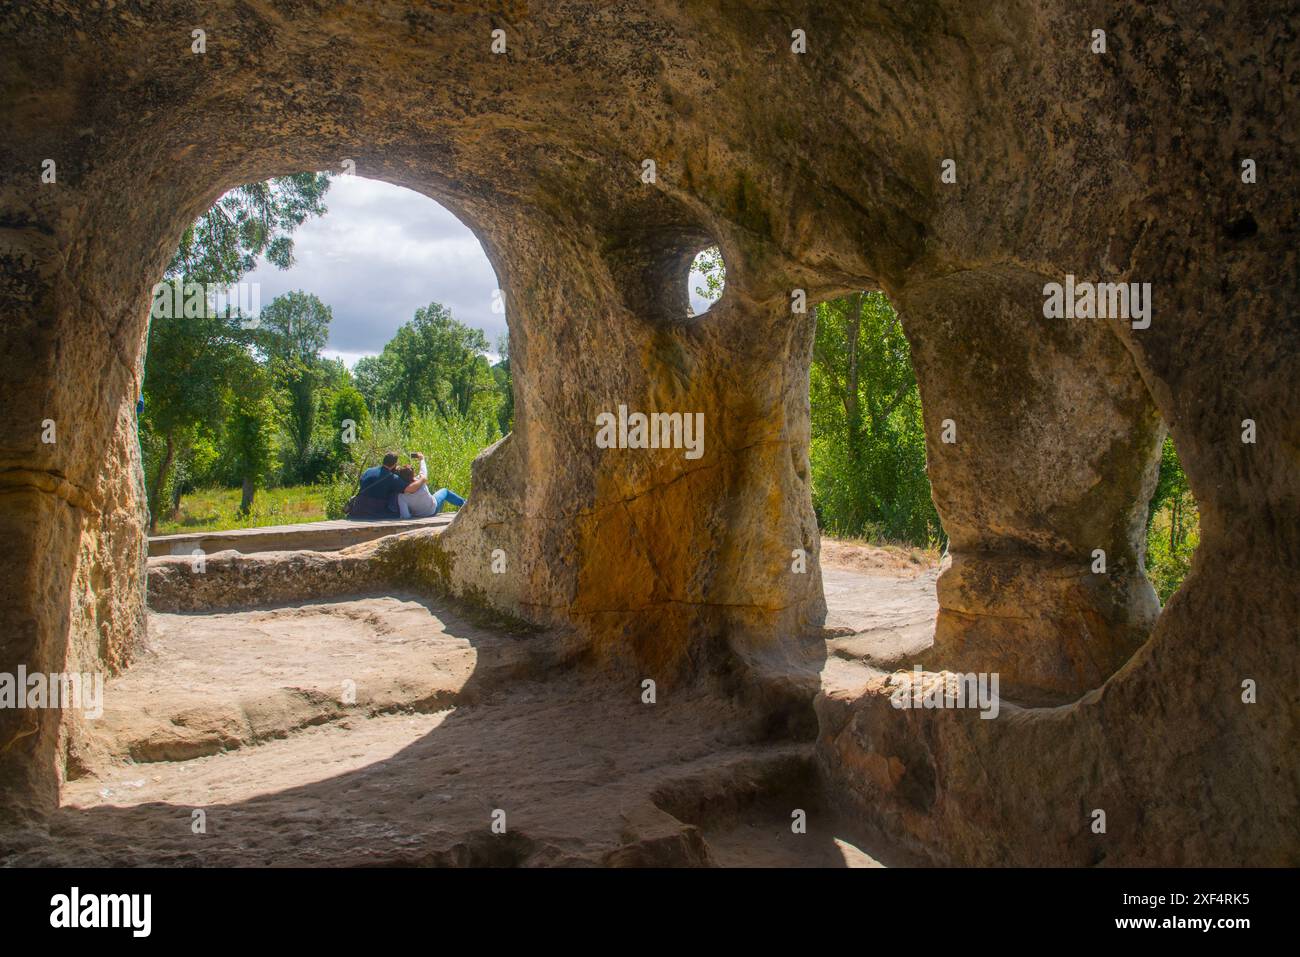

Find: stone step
80;595;572;767
44;691;888;867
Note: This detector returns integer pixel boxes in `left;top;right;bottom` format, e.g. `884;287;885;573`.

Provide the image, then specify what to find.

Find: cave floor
3;544;937;867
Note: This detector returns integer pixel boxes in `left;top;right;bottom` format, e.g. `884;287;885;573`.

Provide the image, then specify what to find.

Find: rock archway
1;2;1295;865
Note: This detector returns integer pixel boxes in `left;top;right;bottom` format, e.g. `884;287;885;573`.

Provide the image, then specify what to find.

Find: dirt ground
3;539;938;867
819;538;941;577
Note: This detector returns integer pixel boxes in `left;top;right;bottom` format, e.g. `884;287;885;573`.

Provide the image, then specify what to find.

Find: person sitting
347;451;424;519
358;452;396;490
396;452;466;518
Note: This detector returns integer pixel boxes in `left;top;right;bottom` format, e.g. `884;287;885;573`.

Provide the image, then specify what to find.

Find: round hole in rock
686;245;725;317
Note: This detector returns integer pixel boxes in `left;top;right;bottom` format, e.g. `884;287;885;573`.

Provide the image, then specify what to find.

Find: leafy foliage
354;302;497;420
492;334;514;434
323;408;500;519
139;286;253;527
1144;437;1199;602
167;173;330;283
328;385;372;462
809;292;942;545
221;358;279;515
141;174;332;527
257;289;333;361
257;291;335;483
691;246;725;308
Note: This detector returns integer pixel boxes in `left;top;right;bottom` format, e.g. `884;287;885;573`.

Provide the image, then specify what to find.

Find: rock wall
0;0;1295;862
145;546;389;614
899;267;1165;701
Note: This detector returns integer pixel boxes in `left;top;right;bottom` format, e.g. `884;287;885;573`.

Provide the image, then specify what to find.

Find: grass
153;485;329;535
822;532;943;566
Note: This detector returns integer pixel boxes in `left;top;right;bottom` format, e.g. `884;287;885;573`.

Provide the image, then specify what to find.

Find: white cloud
243;176;505;356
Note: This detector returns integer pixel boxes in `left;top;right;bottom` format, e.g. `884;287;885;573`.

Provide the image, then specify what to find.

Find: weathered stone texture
145;545;388;614
1;1;1295;863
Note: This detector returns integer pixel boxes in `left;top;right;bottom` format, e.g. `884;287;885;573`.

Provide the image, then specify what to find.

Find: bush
1146;531;1196;603
323;408;499;519
809;397;942;547
328;386;371;464
278;438;336;486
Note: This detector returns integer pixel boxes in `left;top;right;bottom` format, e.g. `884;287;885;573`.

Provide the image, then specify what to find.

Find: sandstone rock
145;546;387;613
605;804;715;867
0;1;1294;866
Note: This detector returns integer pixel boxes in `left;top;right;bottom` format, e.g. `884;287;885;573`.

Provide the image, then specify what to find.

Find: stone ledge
147;514;453;558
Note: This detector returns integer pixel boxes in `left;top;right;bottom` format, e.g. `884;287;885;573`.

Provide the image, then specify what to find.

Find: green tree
257;289;332;361
141;174;331;525
222;358;279;516
361;302;497;420
1145;437;1199;601
329;385;371;463
691;246;725;310
492;333;514;434
168;173;330;283
256;291;334;479
140;292;249;530
1147;436;1192;547
810;292;939;544
352;353;389;413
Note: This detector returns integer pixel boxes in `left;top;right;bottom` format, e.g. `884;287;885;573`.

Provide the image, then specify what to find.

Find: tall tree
141;174;331;526
362;302;495;420
1147;436;1196;552
140;296;249;529
221;357;278;516
257;289;332;361
168;173;330;283
492;333;514;434
257;291;334;478
352;353;389;414
809;291;938;543
329;385;371;464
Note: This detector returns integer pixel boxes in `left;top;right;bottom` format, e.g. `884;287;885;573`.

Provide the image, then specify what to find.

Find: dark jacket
358;468;406;499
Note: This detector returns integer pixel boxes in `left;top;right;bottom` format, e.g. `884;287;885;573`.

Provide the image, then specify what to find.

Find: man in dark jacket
359;451;399;489
349;451;414;519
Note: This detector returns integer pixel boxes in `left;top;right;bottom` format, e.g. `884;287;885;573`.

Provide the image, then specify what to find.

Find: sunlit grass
153;485;328;535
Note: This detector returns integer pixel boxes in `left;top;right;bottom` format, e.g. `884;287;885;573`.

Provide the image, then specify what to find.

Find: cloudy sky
243;176;504;366
243;175;717;366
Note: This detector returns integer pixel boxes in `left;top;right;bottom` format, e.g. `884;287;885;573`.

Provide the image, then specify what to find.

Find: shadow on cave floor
2;554;937;868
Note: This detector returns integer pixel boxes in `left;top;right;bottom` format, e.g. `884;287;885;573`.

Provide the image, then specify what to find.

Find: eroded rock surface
1;2;1295;865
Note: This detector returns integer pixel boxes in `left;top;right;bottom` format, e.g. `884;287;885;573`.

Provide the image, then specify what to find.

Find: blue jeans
433;488;466;513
